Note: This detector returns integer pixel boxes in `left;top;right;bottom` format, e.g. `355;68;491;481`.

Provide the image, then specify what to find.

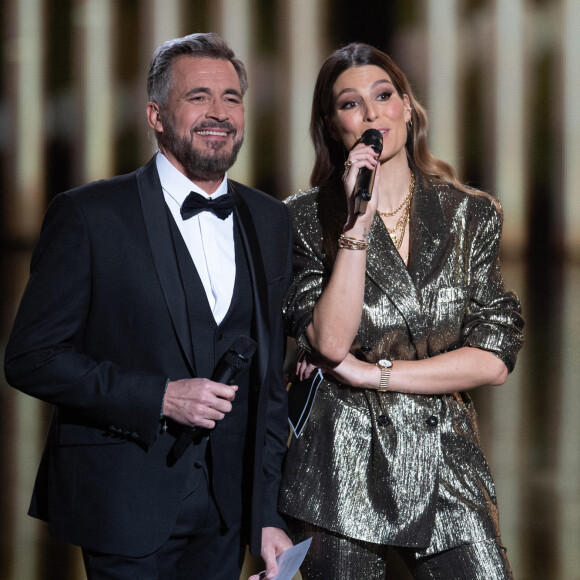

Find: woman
279;43;524;579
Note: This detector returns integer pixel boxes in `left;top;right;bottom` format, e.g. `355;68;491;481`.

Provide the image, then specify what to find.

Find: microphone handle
169;360;247;462
211;359;237;385
354;166;378;216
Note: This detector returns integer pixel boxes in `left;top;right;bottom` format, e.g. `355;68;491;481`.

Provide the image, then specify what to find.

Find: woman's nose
363;101;379;122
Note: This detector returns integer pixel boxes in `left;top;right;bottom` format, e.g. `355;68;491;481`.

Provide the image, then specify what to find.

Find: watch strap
376;363;391;392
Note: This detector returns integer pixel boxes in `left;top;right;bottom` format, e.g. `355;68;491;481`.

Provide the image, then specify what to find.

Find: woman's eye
339;100;358;110
377;91;393;101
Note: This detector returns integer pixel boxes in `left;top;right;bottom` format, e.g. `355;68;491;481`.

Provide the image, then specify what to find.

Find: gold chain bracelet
338;234;369;250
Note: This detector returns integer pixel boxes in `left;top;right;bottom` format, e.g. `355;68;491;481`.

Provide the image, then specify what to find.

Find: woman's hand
296;350;320;381
342;141;381;233
297;351;378;389
324;353;378;388
296;349;338;381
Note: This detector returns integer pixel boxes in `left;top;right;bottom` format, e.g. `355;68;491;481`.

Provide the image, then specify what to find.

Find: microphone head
225;336;257;369
360;128;383;154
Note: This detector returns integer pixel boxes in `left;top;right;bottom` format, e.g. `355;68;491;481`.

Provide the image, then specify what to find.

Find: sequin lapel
365;182;454;353
365;214;419;316
408;182;455;291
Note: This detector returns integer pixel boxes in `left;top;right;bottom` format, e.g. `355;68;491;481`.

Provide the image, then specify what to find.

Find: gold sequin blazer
279;178;524;556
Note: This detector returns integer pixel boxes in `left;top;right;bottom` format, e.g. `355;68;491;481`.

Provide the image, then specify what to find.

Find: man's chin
161;134;243;180
185;156;238;181
198;142;236;157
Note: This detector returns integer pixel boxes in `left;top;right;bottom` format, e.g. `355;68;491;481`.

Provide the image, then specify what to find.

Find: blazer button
377;415;390;427
357;345;373;362
426;415;438;427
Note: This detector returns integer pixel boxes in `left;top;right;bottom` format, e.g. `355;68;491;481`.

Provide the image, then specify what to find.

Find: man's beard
159;117;244;182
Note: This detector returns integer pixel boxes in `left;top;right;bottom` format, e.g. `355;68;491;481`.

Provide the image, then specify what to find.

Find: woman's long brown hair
310;43;480;262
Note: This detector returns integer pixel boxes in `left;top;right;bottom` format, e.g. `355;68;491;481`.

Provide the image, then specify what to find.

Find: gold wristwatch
376;359;392;392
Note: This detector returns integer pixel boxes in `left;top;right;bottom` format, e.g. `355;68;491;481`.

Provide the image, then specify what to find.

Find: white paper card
271;538;312;580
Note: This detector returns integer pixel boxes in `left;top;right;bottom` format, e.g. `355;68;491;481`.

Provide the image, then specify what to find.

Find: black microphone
353;128;383;216
210;335;257;385
169;336;257;463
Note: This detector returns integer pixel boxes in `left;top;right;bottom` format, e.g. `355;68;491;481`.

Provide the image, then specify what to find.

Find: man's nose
206;99;228;120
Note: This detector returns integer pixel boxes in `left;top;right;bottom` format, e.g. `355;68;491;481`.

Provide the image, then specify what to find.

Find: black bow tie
180;191;235;221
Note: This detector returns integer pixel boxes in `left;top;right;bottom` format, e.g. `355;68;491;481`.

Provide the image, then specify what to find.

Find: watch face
378;359;392;368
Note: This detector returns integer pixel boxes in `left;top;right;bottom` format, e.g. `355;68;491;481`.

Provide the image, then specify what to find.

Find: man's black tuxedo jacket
4;157;293;557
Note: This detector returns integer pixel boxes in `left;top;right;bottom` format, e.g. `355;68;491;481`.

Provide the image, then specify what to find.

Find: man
4;33;292;579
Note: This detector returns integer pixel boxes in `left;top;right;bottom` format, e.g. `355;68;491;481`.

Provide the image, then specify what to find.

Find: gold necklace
387;206;410;249
377;172;415;217
384;173;415;250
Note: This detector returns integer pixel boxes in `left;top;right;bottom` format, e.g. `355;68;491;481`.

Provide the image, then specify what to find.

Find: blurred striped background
1;1;579;578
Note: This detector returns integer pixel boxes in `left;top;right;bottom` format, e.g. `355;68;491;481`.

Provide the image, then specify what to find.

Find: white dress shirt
156;152;235;325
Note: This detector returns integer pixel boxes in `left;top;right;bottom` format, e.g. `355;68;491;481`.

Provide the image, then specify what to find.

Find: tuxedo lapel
136;158;196;376
230;183;270;388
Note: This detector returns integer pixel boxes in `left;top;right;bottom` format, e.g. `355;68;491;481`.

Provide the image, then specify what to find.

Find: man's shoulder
230;180;288;216
230;179;277;201
57;159;157;206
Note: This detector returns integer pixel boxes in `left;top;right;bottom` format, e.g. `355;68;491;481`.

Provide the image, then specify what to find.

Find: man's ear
146;102;164;133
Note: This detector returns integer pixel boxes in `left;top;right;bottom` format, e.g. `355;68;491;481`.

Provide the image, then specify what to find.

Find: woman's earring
407;107;413;128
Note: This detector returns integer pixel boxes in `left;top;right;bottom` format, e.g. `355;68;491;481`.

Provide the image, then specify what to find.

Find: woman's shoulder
283;187;321;217
423;177;502;219
284;186;319;205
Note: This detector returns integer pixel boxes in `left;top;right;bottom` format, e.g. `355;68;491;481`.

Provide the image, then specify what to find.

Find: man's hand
248;527;293;580
162;378;238;429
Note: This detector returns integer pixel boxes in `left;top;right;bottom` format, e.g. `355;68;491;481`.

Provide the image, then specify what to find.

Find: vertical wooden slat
557;265;580;577
284;0;322;195
495;0;526;250
73;6;116;572
6;0;45;239
10;395;43;580
426;0;458;170
488;267;526;574
151;0;181;46
5;2;46;578
141;0;183;158
558;2;580;570
490;0;526;573
563;0;580;257
215;0;254;184
76;0;114;181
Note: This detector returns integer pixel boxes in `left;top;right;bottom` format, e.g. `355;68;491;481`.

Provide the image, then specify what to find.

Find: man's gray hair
147;32;248;108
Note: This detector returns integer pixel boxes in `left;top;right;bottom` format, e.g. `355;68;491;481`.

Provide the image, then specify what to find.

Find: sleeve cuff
160;378;170;419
